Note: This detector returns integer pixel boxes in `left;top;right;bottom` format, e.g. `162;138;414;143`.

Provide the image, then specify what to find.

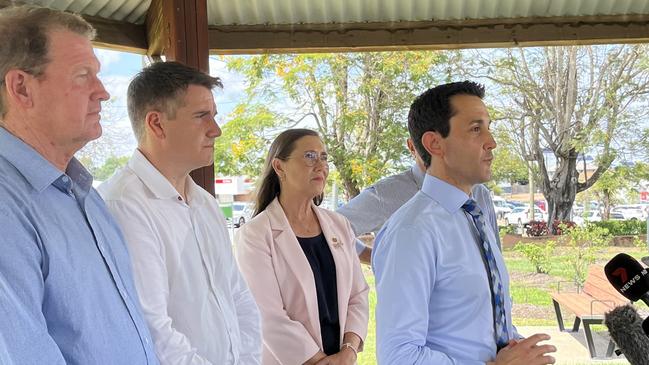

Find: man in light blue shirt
338;137;501;264
373;81;556;364
0;6;158;364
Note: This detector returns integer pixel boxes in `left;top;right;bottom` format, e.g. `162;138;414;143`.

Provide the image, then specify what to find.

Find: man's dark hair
408;81;485;168
127;61;223;142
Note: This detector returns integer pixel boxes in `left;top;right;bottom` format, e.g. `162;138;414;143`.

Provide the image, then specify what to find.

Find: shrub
525;220;548;237
552;220;576;235
499;224;517;236
515;240;556;274
560;224;611;286
634;235;647;249
591;219;646;236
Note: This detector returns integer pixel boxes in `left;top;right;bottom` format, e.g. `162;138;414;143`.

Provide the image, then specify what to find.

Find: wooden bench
551;265;629;359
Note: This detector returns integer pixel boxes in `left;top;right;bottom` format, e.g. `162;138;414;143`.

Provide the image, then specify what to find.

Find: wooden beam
84;15;147;54
146;0;214;196
208;15;649;54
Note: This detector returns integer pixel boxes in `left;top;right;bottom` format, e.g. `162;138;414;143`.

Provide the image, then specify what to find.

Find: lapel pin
332;236;341;248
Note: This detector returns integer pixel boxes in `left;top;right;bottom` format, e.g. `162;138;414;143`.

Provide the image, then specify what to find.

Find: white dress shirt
99;149;261;365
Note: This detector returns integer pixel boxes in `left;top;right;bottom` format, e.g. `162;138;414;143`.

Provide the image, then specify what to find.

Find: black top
297;233;340;355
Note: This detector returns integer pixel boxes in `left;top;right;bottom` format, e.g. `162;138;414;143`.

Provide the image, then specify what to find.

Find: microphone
604;253;649;306
605;304;649;365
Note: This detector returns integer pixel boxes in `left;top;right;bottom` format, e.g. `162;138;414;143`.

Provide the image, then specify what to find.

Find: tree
76;98;134;171
227;52;445;198
591;162;649;217
469;45;649;230
213;104;286;177
490;128;528;194
92;156;129;181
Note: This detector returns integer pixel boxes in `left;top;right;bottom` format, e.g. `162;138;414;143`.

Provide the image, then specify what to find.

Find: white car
492;196;512;219
573;210;602;226
504;206;547;226
232;202;253;227
612;205;645;220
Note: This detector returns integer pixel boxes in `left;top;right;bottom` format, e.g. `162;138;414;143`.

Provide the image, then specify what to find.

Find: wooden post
146;0;214;196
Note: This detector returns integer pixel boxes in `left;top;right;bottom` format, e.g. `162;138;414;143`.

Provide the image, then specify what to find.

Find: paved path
517;326;629;364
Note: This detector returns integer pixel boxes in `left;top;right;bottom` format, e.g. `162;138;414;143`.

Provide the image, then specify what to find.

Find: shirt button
62;176;69;183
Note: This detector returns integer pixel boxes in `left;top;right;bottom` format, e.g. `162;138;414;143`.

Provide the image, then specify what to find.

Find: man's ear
4;70;34;108
421;131;444;158
144;111;165;140
406;138;416;156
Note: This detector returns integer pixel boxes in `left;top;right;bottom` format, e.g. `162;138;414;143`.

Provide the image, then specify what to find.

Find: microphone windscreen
605;304;649;365
605;253;649;302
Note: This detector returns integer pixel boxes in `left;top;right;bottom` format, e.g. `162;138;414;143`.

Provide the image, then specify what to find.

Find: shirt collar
420;174;471;214
0;127;92;194
411;164;425;190
128;149;204;203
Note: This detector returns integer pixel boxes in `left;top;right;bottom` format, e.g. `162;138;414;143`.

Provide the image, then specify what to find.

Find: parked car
573;210;602;226
232;202;253;227
612;205;645;220
504;206;547;226
608;211;626;220
492;196;512;219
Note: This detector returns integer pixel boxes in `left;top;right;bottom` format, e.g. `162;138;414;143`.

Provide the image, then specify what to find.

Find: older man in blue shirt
0;6;158;364
373;81;556;364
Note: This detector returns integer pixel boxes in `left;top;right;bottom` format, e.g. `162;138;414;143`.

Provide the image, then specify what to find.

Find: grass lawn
356;245;648;364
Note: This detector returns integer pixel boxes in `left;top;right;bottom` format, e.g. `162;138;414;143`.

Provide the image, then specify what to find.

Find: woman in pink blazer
235;129;369;365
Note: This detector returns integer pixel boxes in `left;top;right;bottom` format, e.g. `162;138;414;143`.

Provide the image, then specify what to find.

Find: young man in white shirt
99;61;261;365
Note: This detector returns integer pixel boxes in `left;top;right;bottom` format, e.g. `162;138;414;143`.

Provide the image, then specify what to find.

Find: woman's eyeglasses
301;151;328;167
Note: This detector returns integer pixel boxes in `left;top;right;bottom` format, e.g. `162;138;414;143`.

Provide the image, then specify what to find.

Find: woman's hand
314;347;357;365
303;351;327;365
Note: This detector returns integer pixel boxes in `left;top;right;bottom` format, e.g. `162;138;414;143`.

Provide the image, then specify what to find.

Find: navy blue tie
462;199;510;349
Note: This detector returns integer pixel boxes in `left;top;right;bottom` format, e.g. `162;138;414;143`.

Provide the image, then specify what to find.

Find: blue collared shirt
0;127;159;364
372;174;517;365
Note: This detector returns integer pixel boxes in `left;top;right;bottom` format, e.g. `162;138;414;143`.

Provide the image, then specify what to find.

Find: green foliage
560;224;611;286
499;224;517;236
91;155;129;181
490;129;528;186
213;104;284;177
514;241;556;274
227;52;445;197
591;219;646;236
499;224;517;245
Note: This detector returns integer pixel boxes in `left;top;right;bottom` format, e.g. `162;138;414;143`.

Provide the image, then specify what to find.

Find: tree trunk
542;151;579;232
341;173;360;200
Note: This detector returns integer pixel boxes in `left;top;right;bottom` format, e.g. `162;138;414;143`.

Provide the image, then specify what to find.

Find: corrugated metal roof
30;0;150;23
20;0;649;26
207;0;649;26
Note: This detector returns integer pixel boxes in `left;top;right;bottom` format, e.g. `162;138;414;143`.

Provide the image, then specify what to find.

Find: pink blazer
235;198;369;365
